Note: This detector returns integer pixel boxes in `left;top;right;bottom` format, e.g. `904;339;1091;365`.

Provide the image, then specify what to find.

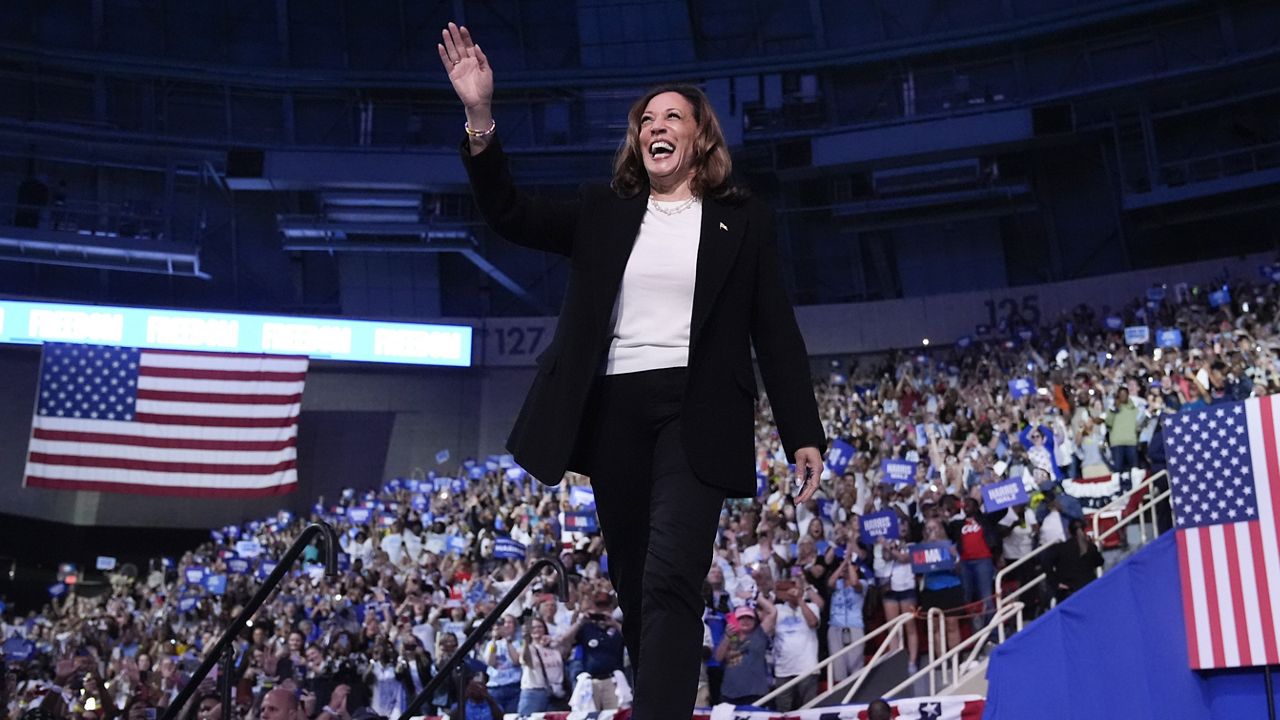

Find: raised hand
438;22;492;112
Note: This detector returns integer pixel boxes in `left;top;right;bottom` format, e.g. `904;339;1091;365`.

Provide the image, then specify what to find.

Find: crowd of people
3;271;1279;719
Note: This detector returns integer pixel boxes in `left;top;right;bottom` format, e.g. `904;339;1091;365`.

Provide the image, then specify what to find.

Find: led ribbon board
0;299;471;367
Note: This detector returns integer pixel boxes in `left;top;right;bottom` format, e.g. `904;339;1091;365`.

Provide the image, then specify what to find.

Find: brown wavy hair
610;84;743;201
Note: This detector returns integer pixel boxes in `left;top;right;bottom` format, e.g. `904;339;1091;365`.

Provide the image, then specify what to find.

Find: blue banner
203;574;227;595
435;449;450;464
569;485;596;509
469;465;485;479
859;509;900;545
451;478;466;494
48;582;67;597
982;478;1030;512
564;511;599;533
347;507;371;524
234;540;263;558
504;467;526;483
880;459;918;486
1156;328;1183;348
446;535;468;555
433;476;452;492
909;541;957;573
1208;286;1231;308
1105;315;1124;330
493;537;526;560
178;597;198;612
411;494;429;511
257;561;278;580
956;336;972;349
184;567;206;585
1146;286;1166;302
1124;326;1150;345
825;438;856;476
226;558;251;575
1008;378;1034;399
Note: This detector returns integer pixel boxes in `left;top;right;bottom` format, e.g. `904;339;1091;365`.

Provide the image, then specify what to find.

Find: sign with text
826;438;856;475
1124;325;1150;345
184;567;206;585
880;459;918;486
564;511;599;533
95;556;117;571
910;541;957;574
347;507;371;524
859;509;900;545
226;558;251;575
1008;378;1034;399
1156;327;1183;348
234;540;263;558
981;478;1030;512
0;299;470;366
493;536;526;560
1105;316;1124;330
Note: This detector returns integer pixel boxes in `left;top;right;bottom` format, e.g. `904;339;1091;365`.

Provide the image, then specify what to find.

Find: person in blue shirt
825;539;867;683
917;519;963;657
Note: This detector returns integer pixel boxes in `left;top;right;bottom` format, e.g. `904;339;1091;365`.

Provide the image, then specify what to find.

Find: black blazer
462;137;825;498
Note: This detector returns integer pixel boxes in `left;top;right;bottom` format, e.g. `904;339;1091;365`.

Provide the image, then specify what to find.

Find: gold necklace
648;196;697;216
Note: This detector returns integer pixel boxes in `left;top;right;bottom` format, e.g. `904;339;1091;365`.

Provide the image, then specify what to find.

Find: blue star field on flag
36;344;140;421
1164;401;1260;529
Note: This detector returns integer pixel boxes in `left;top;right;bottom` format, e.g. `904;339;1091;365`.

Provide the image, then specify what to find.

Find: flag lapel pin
719;221;728;231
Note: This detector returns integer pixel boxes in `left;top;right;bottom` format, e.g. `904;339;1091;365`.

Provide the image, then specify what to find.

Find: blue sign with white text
909;541;957;573
880;459;918;486
1156;328;1183;348
826;438;856;476
859;509;900;545
981;478;1030;512
1008;378;1034;399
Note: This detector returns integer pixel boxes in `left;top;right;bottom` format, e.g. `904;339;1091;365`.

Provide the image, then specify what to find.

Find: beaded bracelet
464;117;497;138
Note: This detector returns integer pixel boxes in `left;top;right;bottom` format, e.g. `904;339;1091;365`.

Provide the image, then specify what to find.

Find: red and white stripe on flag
1166;394;1280;669
23;343;307;498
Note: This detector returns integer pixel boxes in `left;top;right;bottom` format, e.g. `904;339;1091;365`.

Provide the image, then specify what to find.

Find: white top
604;199;702;375
771;602;820;677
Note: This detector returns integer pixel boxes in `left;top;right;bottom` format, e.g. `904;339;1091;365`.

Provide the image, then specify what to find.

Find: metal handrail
1089;469;1167;540
400;557;569;720
924;607;947;695
881;601;1025;700
161;521;341;720
760;611;913;709
1094;486;1172;577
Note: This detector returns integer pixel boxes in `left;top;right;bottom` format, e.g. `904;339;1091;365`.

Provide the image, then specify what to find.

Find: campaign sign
1156;328;1183;348
446;535;468;555
493;537;526;560
337;552;351;571
433;476;451;492
1124;325;1151;345
226;558;251;575
909;541;957;574
564;511;599;533
504;467;525;483
435;448;450;464
235;540;263;558
178;597;199;612
1147;286;1167;302
257;561;278;580
1008;378;1034;399
569;485;596;509
204;574;227;595
411;494;429;511
826;438;856;475
1105;315;1124;330
48;582;67;597
880;459;918;486
956;336;972;349
468;466;485;479
859;509;900;545
95;556;117;571
1208;286;1231;308
981;478;1029;512
184;567;206;585
451;478;466;494
347;507;371;524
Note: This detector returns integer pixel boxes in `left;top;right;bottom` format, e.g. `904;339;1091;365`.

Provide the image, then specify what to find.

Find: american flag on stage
1166;395;1280;669
23;343;307;497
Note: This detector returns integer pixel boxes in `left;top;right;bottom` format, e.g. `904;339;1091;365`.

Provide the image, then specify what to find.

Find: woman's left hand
793;446;823;502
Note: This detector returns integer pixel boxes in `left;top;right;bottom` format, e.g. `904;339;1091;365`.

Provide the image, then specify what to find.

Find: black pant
580;367;727;720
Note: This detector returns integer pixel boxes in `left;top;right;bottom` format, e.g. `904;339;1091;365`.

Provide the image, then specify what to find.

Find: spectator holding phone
563;592;625;711
825;539;867;683
763;578;820;711
714;606;771;706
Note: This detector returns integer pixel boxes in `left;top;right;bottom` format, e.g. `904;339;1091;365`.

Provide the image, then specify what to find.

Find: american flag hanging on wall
23;343;307;497
1166;395;1280;669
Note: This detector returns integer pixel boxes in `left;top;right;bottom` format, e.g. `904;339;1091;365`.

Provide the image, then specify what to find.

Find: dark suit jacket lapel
691;197;746;349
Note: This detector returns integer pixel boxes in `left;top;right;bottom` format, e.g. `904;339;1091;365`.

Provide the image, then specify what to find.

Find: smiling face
639;91;698;193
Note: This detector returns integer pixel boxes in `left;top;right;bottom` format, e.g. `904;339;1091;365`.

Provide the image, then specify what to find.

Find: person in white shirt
762;579;821;712
482;614;523;714
518;617;566;714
